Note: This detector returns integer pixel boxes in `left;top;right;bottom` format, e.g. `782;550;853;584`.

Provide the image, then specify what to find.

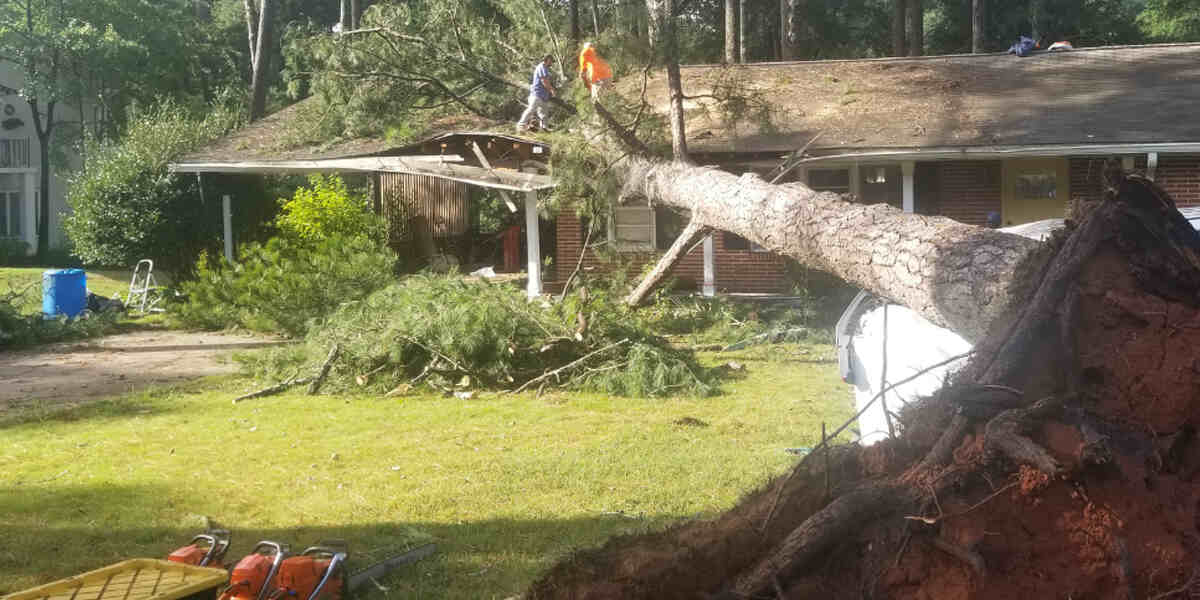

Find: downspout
1147;152;1158;181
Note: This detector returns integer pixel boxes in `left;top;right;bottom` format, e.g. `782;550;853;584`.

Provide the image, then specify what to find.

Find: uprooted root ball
528;175;1200;600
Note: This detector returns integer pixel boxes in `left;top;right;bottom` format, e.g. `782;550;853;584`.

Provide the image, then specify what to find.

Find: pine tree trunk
350;0;360;29
617;158;1036;342
570;0;581;47
779;0;792;60
725;0;737;63
907;0;923;56
972;0;985;52
248;0;275;121
892;0;906;56
738;0;747;63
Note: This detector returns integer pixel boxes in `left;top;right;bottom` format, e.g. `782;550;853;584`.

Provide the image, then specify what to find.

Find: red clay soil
528;176;1200;600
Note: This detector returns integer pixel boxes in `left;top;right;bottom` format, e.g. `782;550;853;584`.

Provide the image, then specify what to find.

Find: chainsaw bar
346;543;437;591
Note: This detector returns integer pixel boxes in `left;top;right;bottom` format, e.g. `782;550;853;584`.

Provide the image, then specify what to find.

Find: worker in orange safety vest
578;42;612;100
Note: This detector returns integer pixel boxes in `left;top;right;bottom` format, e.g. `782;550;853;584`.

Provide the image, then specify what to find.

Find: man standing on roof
517;55;556;132
578;42;612;101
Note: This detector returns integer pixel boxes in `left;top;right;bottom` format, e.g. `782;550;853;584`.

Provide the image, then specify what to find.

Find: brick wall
933;161;1002;226
554;213;790;293
1153;155;1200;206
1070;155;1200;207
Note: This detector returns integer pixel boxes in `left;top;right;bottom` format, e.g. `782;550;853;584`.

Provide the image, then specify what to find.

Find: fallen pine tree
527;171;1200;598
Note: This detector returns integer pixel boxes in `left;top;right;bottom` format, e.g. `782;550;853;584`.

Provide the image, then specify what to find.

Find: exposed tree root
528;176;1200;600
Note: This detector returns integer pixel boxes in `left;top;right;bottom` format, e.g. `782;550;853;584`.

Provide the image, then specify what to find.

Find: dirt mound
528;174;1200;599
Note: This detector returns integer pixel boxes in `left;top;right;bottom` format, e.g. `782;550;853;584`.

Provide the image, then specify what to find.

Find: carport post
222;194;234;262
901;161;915;214
525;189;542;298
702;234;715;297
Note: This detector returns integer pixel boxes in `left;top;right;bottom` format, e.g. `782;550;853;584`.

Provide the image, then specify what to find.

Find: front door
1002;158;1070;226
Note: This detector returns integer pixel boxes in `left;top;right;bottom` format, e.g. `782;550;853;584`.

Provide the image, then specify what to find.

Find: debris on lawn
238;274;714;398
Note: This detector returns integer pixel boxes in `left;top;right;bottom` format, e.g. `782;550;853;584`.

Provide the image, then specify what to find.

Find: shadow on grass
0;385;189;431
0;482;673;600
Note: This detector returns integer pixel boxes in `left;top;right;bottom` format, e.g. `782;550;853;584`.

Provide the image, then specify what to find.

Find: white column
901;161;915;214
849;163;861;199
702;234;715;297
1147;152;1158;181
222;194;234;262
22;171;36;254
524;189;541;298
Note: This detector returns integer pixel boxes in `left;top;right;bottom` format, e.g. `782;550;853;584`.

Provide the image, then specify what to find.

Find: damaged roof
626;43;1200;156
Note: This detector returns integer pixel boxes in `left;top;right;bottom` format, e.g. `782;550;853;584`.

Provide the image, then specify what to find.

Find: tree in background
1138;0;1200;41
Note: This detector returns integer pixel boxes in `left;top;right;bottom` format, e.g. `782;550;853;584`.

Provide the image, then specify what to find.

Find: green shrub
174;233;397;337
64;97;244;275
275;175;383;243
241;274;713;397
0;239;30;266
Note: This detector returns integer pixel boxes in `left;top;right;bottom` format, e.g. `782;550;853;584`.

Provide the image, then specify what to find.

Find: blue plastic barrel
42;268;87;319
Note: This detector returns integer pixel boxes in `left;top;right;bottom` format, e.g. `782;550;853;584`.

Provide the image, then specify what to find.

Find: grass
0;342;851;599
1;267;172;334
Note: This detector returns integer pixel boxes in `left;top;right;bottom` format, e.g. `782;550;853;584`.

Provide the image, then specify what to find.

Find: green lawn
1;267;137;301
0;343;851;599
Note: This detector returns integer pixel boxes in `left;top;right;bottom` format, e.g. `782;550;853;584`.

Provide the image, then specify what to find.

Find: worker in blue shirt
517;55;557;132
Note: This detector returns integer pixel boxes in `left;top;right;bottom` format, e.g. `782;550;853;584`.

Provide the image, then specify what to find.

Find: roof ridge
679;41;1200;70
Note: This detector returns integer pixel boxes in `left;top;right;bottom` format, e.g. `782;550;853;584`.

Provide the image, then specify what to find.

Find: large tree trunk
532;163;1200;600
350;0;360;29
248;0;275;121
724;0;737;63
907;0;923;56
972;0;985;52
617;159;1035;342
892;0;906;56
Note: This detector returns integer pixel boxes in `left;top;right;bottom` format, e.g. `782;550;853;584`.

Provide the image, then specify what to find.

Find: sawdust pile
528;173;1200;600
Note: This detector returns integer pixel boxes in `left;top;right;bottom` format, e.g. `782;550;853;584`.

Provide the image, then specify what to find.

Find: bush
0;239;30;266
64;97;244;275
275;175;383;243
241;274;714;397
174;233;397;337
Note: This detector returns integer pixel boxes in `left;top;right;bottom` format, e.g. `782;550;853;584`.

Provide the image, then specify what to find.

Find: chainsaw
264;541;436;600
200;538;435;600
166;530;233;568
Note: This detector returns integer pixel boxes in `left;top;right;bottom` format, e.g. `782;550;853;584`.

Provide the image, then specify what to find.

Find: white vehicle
836;207;1200;445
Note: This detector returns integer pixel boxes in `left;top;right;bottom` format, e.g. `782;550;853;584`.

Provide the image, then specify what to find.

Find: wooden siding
379;173;470;254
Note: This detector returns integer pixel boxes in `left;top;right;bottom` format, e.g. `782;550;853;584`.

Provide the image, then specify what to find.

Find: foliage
174;232;396;337
0;284;118;349
275;175;384;243
0;239;31;267
1138;0;1200;41
63;98;247;275
242;274;713;397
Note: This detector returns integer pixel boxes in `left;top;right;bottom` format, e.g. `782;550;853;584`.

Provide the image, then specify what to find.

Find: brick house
558;42;1200;295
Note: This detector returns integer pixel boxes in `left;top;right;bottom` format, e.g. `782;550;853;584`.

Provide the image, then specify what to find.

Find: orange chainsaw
265;541;436;600
167;530;233;568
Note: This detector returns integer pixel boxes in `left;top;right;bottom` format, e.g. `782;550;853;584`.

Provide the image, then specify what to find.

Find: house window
808;168;850;194
613;205;655;251
1016;172;1057;200
0;173;22;237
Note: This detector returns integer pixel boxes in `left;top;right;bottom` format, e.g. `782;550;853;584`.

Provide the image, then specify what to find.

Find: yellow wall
1001;158;1071;226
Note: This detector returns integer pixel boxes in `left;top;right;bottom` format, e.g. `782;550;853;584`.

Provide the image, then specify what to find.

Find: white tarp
848;303;971;445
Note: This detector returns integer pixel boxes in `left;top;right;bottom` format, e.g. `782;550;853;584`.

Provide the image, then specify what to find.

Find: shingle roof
628;43;1200;156
177;99;506;163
